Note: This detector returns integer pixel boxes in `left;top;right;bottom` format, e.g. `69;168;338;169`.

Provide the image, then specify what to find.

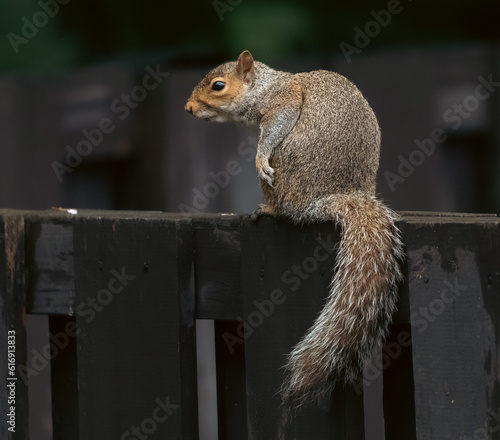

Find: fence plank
0;212;29;440
193;215;242;320
382;222;416;440
72;213;198;439
405;218;500;440
240;215;364;439
2;209;499;440
25;219;75;315
24;210;165;316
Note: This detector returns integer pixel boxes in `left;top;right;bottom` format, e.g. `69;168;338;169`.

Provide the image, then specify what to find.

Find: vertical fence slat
193;215;243;321
22;212;79;439
405;219;500;440
72;214;198;439
191;215;247;440
3;210;496;440
0;212;29;440
382;234;417;440
240;216;364;439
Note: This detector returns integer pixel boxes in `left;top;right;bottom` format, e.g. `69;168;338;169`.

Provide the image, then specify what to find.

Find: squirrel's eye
212;80;225;91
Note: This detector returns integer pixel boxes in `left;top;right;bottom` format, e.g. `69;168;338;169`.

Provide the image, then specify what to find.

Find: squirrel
185;50;404;407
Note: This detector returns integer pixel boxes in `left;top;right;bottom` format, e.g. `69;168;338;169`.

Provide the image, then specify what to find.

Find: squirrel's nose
185;105;193;115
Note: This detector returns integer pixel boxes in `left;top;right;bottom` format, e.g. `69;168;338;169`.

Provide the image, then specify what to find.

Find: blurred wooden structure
0;209;499;439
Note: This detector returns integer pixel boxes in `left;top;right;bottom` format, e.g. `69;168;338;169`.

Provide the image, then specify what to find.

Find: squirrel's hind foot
250;204;275;222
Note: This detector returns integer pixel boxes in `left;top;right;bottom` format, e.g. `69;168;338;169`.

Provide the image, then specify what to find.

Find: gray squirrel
185;50;404;406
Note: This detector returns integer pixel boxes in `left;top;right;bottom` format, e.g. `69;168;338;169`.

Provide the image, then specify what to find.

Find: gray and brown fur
185;51;404;407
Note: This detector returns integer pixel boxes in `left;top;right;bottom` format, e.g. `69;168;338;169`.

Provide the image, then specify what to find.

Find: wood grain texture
404;218;500;440
0;213;29;440
240;215;365;439
25;221;75;315
1;209;499;440
193;214;242;320
72;212;198;439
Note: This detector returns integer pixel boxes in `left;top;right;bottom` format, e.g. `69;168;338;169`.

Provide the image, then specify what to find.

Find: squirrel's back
264;70;381;220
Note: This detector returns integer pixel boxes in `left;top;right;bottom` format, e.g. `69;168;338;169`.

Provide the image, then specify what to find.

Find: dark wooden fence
1;209;499;440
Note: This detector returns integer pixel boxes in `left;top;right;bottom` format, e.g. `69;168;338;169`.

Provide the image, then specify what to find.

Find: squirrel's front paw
256;156;275;187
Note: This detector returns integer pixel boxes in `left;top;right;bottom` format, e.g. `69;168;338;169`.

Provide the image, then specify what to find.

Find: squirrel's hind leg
250;204;275;221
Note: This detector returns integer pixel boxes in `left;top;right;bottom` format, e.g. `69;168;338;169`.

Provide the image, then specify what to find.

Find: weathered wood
382;222;416;440
21;209;166;316
22;210;499;322
404;217;500;440
25;220;75;315
1;209;500;440
72;213;198;439
0;213;29;440
193;215;242;320
240;215;365;439
23;211;244;320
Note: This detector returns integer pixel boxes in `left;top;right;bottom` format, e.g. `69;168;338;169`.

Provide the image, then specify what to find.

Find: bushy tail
281;193;404;407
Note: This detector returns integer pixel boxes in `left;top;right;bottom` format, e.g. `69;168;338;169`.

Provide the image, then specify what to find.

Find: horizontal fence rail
0;209;499;439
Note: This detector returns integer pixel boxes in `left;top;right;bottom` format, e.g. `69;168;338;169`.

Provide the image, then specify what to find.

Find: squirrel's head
185;50;255;122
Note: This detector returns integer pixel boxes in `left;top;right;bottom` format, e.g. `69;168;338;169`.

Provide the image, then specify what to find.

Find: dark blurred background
2;0;500;215
1;0;500;439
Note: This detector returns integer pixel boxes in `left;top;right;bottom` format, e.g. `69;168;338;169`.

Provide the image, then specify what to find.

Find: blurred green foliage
221;2;317;58
0;0;82;72
0;0;499;73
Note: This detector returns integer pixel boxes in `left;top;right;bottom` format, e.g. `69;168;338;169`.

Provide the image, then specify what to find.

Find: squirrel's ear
236;50;255;84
